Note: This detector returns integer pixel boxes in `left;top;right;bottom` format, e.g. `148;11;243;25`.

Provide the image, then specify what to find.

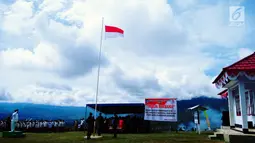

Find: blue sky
0;0;254;106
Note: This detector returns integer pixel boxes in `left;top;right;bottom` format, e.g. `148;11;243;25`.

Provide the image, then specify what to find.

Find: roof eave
217;89;228;95
212;70;225;84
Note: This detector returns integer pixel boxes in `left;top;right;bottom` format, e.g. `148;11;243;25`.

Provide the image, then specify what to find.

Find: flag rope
93;17;104;136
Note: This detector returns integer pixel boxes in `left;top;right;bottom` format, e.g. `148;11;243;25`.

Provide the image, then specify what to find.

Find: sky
0;0;254;106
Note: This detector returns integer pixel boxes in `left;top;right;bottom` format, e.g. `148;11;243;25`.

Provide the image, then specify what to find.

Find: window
246;91;249;115
235;94;241;116
247;91;255;116
232;88;241;116
244;90;255;116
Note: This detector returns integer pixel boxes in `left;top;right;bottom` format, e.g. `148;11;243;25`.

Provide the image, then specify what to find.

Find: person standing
113;113;119;138
80;118;85;131
74;120;78;131
194;111;200;134
11;109;19;132
6;116;11;131
48;120;53;133
96;113;104;136
43;120;48;132
119;118;124;130
86;112;95;140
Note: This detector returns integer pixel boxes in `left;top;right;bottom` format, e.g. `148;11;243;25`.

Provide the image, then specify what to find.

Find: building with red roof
213;52;255;133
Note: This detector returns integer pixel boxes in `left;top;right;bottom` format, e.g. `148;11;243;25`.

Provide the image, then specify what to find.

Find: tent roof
86;103;145;114
187;105;208;111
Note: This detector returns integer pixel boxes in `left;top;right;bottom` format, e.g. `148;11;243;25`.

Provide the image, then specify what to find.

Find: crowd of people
0;119;67;132
103;115;150;133
83;113;151;139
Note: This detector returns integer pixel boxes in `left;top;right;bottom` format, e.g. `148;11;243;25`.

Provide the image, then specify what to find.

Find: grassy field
0;131;224;143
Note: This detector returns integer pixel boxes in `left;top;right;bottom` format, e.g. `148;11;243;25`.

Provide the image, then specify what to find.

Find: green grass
0;131;224;143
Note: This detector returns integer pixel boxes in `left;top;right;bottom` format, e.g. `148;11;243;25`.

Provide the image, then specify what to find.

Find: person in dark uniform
103;117;107;133
6;116;11;131
96;113;104;136
86;113;95;140
113;113;119;138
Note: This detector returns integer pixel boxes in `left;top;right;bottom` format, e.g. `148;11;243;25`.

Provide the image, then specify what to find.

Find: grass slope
0;132;223;143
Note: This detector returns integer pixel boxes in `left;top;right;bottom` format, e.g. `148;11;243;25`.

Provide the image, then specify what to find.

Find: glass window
245;91;250;115
245;90;255;116
232;87;241;116
235;94;241;116
249;91;255;115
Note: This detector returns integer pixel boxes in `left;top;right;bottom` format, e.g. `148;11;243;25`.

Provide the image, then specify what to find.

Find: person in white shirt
79;118;85;131
26;121;30;130
3;121;6;130
58;121;62;128
55;121;58;127
23;122;26;131
11;109;19;132
43;121;47;132
63;120;65;127
35;121;39;132
18;122;22;130
48;121;53;132
0;121;3;130
39;121;43;129
44;121;47;128
53;121;56;132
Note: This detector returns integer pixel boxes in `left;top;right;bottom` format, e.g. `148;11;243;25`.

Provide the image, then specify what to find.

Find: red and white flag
105;25;124;39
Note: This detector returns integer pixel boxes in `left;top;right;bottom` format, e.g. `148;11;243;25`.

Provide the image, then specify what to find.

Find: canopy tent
86;103;145;114
187;105;208;111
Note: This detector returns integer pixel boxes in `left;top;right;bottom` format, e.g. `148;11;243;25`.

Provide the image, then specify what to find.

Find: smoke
186;122;196;131
204;107;223;130
178;107;223;131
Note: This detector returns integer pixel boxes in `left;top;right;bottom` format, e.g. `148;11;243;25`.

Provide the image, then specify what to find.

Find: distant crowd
0;119;67;132
0;114;153;134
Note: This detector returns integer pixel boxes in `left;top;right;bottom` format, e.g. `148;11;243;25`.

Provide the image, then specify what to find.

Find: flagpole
93;17;104;136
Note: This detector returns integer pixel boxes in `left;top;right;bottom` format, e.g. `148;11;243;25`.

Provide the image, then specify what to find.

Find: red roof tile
224;52;255;70
213;52;255;83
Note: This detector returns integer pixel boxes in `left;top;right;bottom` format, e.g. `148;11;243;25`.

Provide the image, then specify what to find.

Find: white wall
235;116;242;125
247;116;255;126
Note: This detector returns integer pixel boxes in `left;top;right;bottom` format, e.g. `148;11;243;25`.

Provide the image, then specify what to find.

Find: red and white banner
144;98;177;122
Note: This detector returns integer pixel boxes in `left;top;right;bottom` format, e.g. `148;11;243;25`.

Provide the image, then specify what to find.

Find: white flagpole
93;17;104;136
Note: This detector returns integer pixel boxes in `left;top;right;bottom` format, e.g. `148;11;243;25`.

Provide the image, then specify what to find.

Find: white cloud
0;42;60;70
0;88;12;101
0;0;251;106
238;48;253;59
173;0;198;10
1;0;33;35
39;0;67;13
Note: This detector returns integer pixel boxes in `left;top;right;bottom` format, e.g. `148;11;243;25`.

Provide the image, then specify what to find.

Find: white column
228;88;235;128
239;81;249;133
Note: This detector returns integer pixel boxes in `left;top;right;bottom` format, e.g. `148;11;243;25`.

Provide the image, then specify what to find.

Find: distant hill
0;103;87;120
0;96;228;129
